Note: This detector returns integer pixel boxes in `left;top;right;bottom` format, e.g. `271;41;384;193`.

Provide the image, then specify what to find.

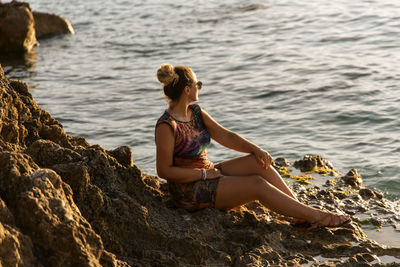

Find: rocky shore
0;64;399;266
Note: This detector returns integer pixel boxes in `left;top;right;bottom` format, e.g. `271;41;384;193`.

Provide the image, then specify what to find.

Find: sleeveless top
155;104;213;170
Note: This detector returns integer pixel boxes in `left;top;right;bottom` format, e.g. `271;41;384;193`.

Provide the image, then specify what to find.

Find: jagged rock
359;188;376;200
27;139;82;167
0;69;78;151
273;157;290;167
1;64;400;266
293;154;334;173
33;11;74;39
0;152;104;266
107;145;133;167
0;1;38;53
0;220;35;266
343;168;364;187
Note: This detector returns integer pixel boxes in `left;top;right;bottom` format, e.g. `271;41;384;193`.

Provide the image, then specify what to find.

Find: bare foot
310;211;351;228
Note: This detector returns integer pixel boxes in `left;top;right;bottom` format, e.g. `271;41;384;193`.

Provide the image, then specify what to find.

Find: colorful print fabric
156;104;213;169
156;104;219;210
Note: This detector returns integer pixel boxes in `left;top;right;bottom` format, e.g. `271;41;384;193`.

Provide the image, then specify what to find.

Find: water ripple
2;0;397;199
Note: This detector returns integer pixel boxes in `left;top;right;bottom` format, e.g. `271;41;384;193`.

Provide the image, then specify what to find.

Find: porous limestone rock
343;168;364;187
294;154;335;173
1;64;399;266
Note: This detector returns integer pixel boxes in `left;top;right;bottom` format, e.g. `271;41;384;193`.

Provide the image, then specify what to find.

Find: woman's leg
215;175;350;226
216;154;297;200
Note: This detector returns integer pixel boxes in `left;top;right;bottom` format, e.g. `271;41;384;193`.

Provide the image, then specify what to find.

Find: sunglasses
195;81;202;90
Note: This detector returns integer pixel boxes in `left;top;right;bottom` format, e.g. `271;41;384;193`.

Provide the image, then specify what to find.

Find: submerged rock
33;11;75;39
0;64;399;266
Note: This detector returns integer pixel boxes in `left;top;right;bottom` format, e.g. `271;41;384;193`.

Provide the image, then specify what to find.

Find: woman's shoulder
189;103;202;115
156;110;177;130
157;110;170;122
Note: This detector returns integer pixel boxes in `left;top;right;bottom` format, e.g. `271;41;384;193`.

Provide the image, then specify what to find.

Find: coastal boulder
33;11;74;39
293;154;335;174
342;168;364;187
0;1;74;56
0;152;104;266
0;1;38;53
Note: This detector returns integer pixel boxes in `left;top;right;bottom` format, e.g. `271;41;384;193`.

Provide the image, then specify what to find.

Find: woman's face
188;71;202;102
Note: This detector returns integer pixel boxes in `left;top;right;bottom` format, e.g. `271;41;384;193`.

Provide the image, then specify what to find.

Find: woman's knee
246;154;266;172
248;175;270;194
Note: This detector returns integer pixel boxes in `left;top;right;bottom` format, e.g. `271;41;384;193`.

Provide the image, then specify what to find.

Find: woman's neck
168;101;192;121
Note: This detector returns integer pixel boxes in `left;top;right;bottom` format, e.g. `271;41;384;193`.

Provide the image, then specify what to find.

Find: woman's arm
201;109;272;169
155;123;221;183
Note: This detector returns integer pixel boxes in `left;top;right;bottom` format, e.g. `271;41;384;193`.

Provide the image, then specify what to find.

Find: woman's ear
184;86;190;95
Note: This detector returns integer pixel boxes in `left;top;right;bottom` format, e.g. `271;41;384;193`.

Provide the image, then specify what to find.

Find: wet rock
354;253;372;263
273;157;290;167
370;217;384;227
294;155;321;172
293;155;335;174
359;188;376;200
342;168;364;187
33;11;74;39
0;1;38;53
0;1;74;56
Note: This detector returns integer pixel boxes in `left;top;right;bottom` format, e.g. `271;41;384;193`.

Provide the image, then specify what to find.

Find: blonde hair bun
157;64;179;86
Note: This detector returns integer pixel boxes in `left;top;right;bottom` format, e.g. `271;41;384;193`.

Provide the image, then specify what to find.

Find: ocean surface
3;0;400;199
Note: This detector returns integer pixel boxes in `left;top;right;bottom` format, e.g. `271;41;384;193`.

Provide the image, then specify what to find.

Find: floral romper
156;104;220;211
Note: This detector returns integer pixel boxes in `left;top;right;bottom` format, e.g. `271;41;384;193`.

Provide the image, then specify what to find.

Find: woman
155;64;350;227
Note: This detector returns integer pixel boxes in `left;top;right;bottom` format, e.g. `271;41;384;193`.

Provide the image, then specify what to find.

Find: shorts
168;178;220;211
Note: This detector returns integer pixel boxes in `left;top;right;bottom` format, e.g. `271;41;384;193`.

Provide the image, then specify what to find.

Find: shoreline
1;65;399;265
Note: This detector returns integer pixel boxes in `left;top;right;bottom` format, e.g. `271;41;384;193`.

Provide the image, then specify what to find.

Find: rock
342;168;364;187
1;64;400;266
359;188;376;199
0;1;74;56
273;157;290;167
0;71;77;151
27;139;82;167
33;11;74;39
107;145;133;166
0;1;38;53
293;155;335;174
0;153;104;266
0;220;35;266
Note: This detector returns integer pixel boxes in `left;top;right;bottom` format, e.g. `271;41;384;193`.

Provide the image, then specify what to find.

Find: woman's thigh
216;155;287;187
215;175;266;210
216;154;263;176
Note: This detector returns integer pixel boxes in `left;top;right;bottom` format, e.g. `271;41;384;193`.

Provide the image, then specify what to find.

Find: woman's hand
206;168;222;179
252;147;273;170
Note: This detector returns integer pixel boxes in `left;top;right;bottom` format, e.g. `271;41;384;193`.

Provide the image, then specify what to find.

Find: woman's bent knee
249;175;270;192
249;175;264;184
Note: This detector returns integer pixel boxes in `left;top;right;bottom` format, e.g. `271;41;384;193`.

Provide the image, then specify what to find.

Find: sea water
3;0;400;199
